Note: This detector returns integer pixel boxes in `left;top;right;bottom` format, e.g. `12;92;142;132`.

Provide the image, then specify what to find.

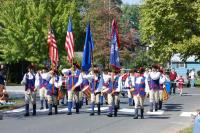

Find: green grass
179;126;193;133
195;79;200;86
0;98;24;111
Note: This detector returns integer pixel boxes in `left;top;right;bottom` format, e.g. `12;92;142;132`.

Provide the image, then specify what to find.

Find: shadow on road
163;103;183;112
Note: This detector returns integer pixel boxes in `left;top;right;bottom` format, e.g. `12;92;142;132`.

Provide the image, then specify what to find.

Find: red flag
47;28;59;65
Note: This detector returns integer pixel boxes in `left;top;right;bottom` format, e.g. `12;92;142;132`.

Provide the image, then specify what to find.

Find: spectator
169;68;177;95
189;69;196;88
186;69;190;87
176;75;184;96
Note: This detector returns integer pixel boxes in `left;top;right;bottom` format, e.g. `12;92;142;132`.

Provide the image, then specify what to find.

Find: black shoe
158;101;162;110
32;104;36;116
67;112;72;115
90;112;94;116
40;107;44;110
107;114;113;117
134;108;138;119
141;109;144;119
76;103;79;114
24;113;29;117
48;112;52;115
97;104;101;115
155;102;158;111
55;105;58;114
114;106;118;117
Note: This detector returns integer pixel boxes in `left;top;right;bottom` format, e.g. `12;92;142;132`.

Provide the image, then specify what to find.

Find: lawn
0;98;24;111
179;126;193;133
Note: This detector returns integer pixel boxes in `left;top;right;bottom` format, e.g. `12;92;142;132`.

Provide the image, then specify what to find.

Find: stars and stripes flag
65;18;74;63
110;19;121;70
47;27;59;65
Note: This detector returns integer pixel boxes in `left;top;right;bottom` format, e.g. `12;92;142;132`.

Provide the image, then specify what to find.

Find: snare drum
82;85;91;98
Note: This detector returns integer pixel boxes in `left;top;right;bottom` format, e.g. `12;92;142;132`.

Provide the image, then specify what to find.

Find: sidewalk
5;86;24;98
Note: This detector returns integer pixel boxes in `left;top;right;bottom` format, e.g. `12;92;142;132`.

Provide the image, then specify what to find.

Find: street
0;87;200;133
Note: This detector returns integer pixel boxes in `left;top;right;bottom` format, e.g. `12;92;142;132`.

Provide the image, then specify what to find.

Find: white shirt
21;72;35;85
189;71;195;79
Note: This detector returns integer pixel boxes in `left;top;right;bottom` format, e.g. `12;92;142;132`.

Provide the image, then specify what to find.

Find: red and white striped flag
47;28;59;65
65;18;74;63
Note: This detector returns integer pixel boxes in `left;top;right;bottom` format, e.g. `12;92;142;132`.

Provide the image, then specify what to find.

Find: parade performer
60;72;68;105
159;69;166;110
124;71;134;106
112;70;122;117
35;68;49;110
149;65;161;112
46;69;62;115
176;76;184;96
62;63;81;115
132;68;147;119
84;67;103;116
143;68;150;97
21;66;36;116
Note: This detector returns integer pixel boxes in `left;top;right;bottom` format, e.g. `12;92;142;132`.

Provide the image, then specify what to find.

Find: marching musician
60;72;68;105
35;68;49;110
21;65;37;116
83;66;103;116
132;68;147;119
62;63;81;115
46;69;62;115
124;70;134;106
159;68;166;110
112;69;122;117
149;65;161;112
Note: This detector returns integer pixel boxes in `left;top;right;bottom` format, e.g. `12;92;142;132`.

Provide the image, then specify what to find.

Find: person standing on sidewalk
169;68;177;95
189;69;196;88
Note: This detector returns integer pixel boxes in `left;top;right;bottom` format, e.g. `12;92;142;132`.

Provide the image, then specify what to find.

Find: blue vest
46;75;59;96
149;78;159;90
133;76;146;96
113;75;120;90
25;73;35;91
67;69;81;91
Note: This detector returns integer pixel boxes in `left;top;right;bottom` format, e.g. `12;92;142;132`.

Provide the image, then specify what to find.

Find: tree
140;0;200;63
83;0;136;68
0;0;84;66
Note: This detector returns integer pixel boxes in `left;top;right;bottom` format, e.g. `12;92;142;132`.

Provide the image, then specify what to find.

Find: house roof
171;54;197;62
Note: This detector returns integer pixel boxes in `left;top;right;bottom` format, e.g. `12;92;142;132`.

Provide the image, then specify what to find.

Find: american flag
47;27;59;65
65;18;74;63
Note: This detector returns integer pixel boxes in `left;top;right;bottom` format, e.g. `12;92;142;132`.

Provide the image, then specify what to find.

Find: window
176;62;185;68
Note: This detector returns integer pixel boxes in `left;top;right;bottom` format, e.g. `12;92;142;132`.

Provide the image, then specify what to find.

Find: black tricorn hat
73;62;81;69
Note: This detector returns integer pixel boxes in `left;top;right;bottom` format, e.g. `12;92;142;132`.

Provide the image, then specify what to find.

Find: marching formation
21;64;170;119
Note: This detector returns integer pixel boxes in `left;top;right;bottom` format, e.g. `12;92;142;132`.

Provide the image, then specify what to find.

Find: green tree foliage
84;0;136;69
121;4;139;31
140;0;200;63
0;0;84;66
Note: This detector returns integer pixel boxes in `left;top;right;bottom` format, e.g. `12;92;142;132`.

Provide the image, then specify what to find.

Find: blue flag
82;23;94;72
110;19;120;70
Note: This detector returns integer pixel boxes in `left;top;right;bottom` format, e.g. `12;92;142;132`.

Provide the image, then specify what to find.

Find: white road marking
180;112;197;117
146;110;164;115
87;107;109;111
118;108;135;113
36;109;49;112
5;108;25;113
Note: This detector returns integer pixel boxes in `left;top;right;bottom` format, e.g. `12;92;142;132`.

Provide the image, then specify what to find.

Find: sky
122;0;141;5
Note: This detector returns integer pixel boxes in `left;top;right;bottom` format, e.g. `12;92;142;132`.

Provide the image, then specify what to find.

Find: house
170;54;200;77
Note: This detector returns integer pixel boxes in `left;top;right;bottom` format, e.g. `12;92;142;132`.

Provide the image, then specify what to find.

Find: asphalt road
1;87;200;133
